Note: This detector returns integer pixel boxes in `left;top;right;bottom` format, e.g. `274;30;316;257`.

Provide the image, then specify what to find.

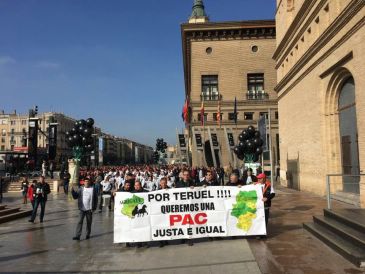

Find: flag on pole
233;97;238;125
182;98;189;124
217;100;221;127
200;100;205;126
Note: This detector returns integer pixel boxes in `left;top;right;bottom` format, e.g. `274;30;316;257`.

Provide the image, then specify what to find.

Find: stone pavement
0;192;260;273
249;185;365;274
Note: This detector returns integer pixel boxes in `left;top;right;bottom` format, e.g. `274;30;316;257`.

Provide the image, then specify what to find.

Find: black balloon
79;119;86;127
83;128;92;137
255;147;263;155
237;153;245;160
85;144;93;152
253;137;262;147
65;131;70;137
233;146;240;155
71;127;77;134
238;134;245;142
86;118;94;127
242;130;250;140
246;141;254;153
254;131;261;138
73;134;81;145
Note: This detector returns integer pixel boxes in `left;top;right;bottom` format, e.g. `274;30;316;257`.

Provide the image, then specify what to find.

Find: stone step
0;205;6;210
304;222;365;268
324;209;365;234
313;215;365;249
0;207;20;216
0;209;33;224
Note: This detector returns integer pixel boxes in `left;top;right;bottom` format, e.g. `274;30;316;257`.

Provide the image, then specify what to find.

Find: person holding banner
175;170;195;189
72;179;98;241
132;181;148;193
198;170;219;187
226;173;244;187
175;170;195;246
255;173;275;229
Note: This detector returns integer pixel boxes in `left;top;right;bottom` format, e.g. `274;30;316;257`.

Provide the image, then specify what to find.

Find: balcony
200;94;222;101
246;92;269;100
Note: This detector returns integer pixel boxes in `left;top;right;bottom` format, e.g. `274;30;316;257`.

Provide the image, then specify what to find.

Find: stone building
181;0;279;170
0;111;76;162
0;110;153;168
274;0;365;206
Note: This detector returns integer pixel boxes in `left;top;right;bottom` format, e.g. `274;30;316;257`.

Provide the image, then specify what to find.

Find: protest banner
114;185;266;243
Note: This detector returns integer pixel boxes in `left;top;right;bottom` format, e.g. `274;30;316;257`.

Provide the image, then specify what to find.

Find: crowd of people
21;164;275;247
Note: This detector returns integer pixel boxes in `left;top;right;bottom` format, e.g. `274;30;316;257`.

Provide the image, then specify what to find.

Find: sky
0;0;276;146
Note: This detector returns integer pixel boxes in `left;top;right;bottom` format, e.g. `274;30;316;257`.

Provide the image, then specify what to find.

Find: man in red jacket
256;173;275;228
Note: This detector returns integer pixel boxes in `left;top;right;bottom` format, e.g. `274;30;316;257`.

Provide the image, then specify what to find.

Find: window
247;74;267;100
1;137;5;143
21;120;27;125
0;145;4;151
213;113;223;121
244;112;254;120
197;113;208;122
1;129;6;136
206;47;212;54
11;128;15;134
228;113;237;121
260;112;268;119
201;75;219;101
251;45;258;52
275;111;279;120
10;120;16;125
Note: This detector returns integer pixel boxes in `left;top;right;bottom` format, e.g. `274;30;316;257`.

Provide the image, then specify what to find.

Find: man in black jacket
198;170;219;187
175;170;195;188
175;170;195;246
72;179;98;241
29;176;50;223
226;173;244;187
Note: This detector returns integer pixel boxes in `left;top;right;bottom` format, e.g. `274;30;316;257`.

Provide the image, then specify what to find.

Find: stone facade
274;0;365;206
181;20;279;171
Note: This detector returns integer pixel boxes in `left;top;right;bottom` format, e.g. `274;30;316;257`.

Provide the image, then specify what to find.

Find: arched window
338;77;360;193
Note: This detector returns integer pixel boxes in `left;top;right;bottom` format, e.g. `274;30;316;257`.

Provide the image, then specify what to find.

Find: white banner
114;185;266;243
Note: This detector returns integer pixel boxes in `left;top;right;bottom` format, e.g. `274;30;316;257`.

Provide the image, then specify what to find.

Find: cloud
35;61;60;69
0;56;16;65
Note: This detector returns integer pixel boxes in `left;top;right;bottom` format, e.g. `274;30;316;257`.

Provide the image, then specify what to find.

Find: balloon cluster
233;125;264;163
156;138;167;153
65;118;95;154
153;151;159;163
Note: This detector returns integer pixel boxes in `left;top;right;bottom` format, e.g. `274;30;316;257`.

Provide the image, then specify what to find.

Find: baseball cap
257;173;266;179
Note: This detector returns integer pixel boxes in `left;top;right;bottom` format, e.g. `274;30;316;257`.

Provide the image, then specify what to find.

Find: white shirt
82;187;93;211
101;180;112;192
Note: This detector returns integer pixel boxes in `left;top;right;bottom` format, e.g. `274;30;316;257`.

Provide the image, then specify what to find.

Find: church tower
188;0;209;23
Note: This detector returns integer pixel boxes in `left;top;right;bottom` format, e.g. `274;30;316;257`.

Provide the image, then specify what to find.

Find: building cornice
274;0;328;68
276;15;365;100
273;0;317;60
275;1;364;95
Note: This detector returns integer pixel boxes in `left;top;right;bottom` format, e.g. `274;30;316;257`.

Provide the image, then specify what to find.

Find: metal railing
326;174;365;210
200;94;222;101
246;93;269;100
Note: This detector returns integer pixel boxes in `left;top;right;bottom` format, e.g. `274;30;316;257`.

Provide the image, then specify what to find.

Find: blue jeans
30;198;46;222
